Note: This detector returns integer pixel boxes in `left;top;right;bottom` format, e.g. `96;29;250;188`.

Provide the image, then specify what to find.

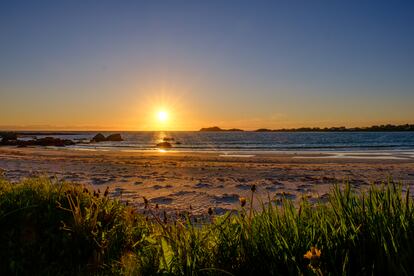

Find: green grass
0;177;413;275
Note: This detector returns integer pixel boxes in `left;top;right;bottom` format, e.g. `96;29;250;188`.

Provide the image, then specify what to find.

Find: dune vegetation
0;177;413;275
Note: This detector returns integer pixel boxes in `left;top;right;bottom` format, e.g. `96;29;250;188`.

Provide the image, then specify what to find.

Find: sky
1;0;413;131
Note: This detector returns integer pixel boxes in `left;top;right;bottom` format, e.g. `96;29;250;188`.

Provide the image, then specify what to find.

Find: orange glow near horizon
1;85;413;132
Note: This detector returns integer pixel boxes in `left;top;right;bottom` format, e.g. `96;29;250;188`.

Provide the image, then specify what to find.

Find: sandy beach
0;146;413;215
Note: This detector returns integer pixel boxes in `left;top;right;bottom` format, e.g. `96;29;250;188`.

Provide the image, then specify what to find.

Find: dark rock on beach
156;142;172;148
1;136;75;147
0;132;18;142
91;133;106;142
90;133;123;142
33;137;75;147
106;134;123;141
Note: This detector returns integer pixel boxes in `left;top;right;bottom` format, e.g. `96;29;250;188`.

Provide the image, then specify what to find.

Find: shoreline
34;145;414;158
41;146;414;161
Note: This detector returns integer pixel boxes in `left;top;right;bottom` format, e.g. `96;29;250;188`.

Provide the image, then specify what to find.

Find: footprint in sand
91;177;110;185
152;184;173;190
212;207;232;215
194;182;212;188
213;193;239;203
348;179;367;186
275;192;296;200
322;176;336;183
308;193;330;204
150;196;173;204
265;186;278;191
301;176;315;181
112;187;125;196
235;183;251;190
296;184;312;192
169;191;197;196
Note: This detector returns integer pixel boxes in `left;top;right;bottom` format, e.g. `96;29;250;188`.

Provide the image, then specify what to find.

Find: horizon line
1;122;413;132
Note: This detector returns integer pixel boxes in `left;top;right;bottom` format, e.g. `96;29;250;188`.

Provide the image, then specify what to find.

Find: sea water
22;131;414;153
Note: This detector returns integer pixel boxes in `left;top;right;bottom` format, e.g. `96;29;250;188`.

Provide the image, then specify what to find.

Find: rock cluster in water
0;134;75;147
91;133;123;142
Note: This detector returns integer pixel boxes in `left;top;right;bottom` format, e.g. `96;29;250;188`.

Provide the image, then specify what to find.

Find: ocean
24;131;414;153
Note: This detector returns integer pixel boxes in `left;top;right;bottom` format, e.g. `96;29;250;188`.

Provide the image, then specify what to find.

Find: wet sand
0;146;413;215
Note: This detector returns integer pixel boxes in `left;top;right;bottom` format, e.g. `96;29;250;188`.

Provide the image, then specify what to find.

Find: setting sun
157;110;168;122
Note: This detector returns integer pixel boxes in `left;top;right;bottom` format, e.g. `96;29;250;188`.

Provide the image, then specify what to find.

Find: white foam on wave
293;153;409;160
219;154;255;158
69;147;110;152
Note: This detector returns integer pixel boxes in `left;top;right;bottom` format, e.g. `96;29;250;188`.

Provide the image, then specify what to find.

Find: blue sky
1;1;413;130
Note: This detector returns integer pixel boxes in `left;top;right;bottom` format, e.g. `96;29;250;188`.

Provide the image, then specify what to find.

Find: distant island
200;124;414;132
199;126;244;132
